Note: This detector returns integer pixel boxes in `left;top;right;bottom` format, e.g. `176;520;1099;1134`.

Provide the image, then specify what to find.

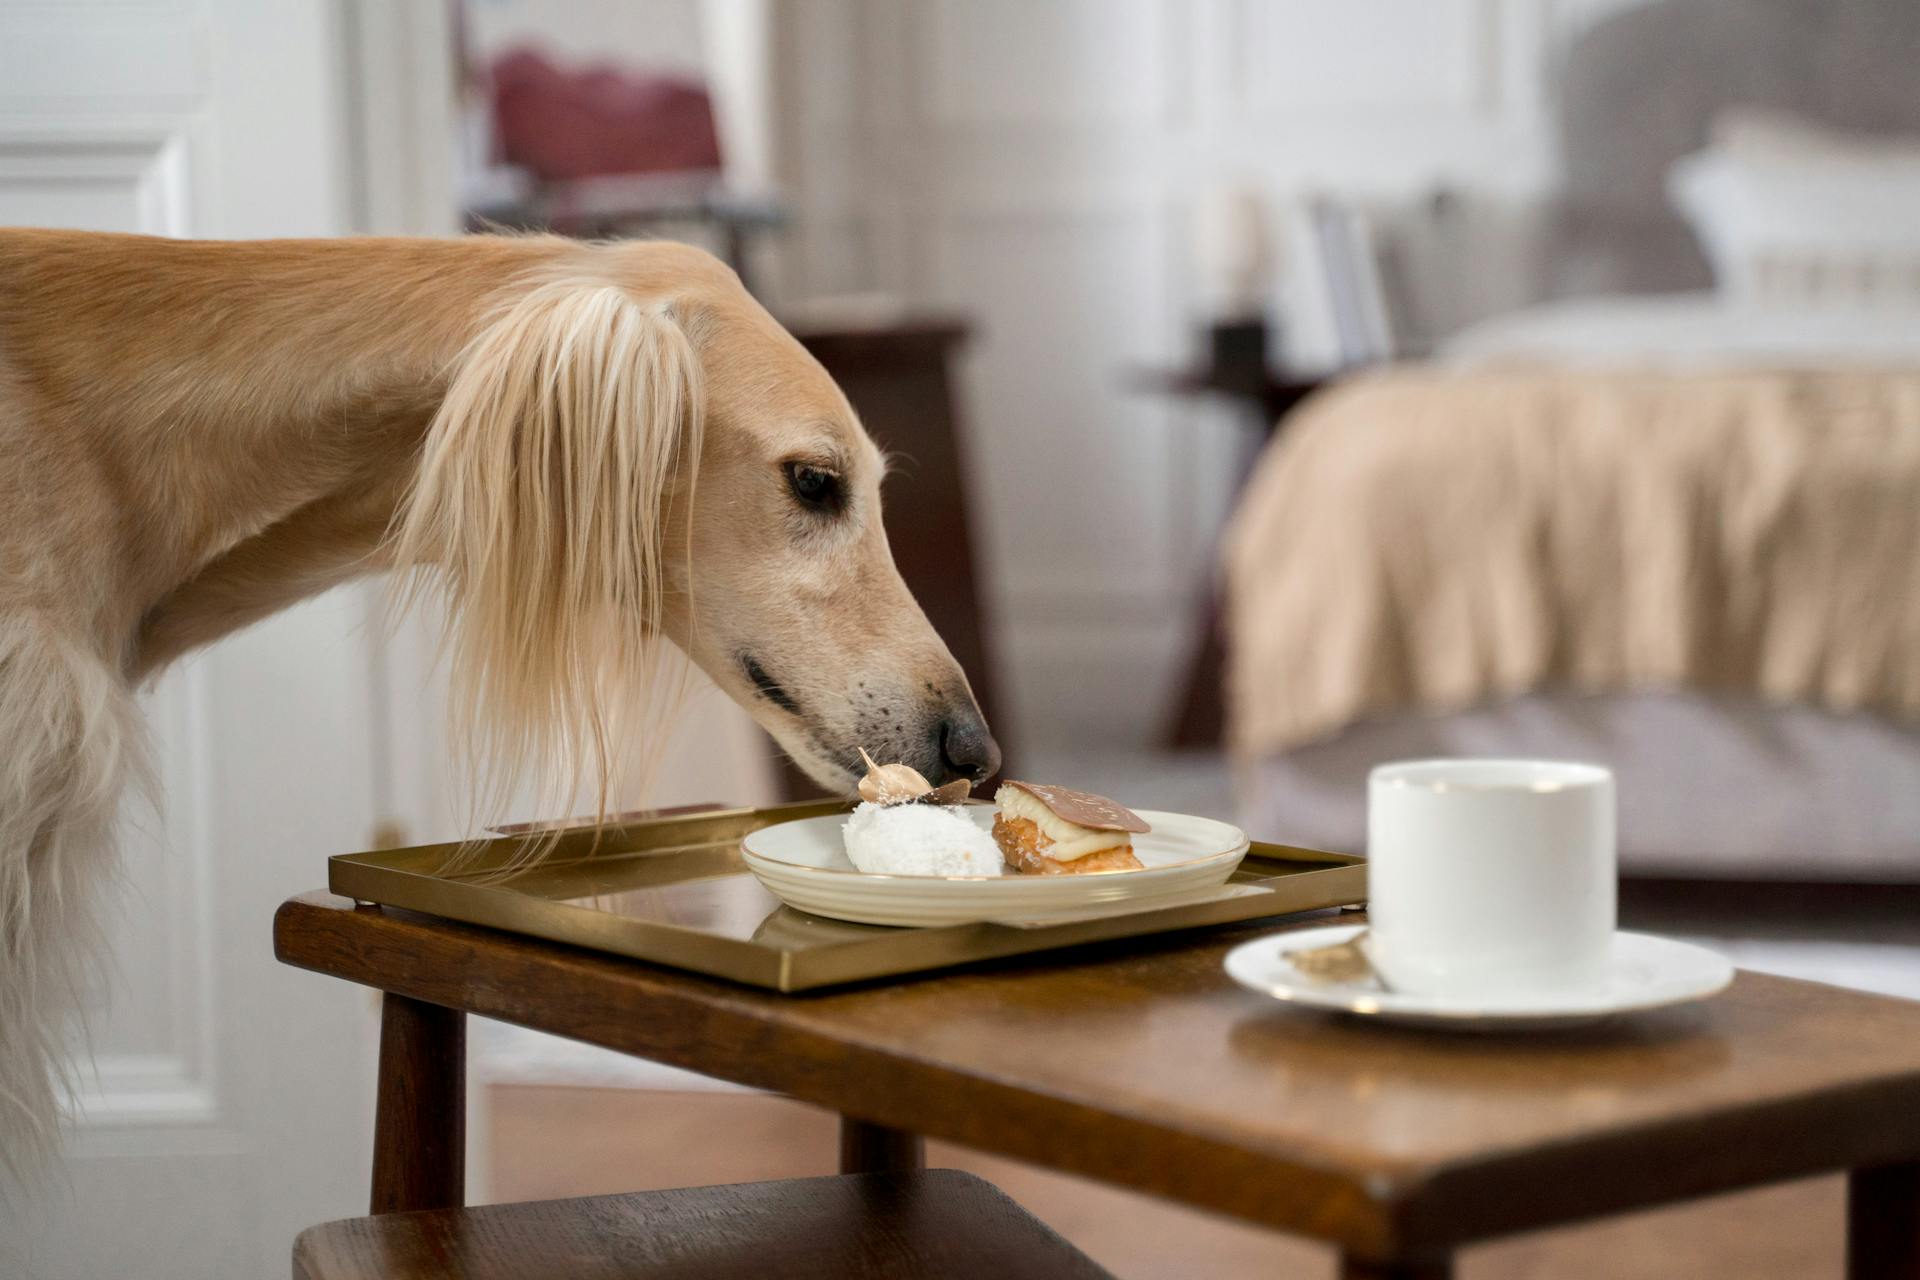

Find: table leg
370;993;466;1214
839;1116;924;1174
1849;1159;1920;1280
1340;1256;1452;1280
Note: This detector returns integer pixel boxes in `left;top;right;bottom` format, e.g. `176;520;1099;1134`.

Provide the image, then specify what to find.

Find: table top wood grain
276;891;1920;1261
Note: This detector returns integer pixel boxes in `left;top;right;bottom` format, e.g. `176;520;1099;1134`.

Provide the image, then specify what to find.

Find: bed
1228;348;1920;881
1227;0;1920;884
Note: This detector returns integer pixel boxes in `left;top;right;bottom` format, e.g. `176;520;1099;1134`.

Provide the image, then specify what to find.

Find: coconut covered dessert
841;751;1001;877
841;801;1002;877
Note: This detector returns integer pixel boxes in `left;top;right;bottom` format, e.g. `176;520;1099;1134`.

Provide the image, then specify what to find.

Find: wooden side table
277;893;1920;1278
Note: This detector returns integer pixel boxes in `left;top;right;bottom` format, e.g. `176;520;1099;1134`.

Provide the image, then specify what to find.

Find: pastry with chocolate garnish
991;781;1150;875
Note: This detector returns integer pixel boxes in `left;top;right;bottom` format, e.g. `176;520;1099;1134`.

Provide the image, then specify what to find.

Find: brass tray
329;799;1367;992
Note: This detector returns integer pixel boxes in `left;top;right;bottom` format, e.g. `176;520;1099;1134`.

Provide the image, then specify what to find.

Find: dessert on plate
838;754;1155;879
992;781;1150;875
840;751;1000;877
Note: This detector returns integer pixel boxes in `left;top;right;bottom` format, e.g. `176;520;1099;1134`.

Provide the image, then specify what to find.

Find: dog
0;228;1000;1169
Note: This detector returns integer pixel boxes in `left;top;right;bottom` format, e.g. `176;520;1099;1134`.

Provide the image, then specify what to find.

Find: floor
486;1084;1844;1280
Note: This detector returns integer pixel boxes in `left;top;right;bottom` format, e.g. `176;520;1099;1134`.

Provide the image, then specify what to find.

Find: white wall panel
931;211;1178;607
1230;0;1489;115
74;665;220;1129
922;0;1170;127
0;132;191;234
0;2;202;108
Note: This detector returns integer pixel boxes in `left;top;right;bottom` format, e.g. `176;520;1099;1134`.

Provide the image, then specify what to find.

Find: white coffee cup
1366;759;1616;997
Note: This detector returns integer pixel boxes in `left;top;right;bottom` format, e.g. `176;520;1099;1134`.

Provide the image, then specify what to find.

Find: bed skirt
1239;690;1920;882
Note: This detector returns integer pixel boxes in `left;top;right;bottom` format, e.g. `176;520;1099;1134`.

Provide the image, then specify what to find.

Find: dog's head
394;240;998;819
658;265;999;793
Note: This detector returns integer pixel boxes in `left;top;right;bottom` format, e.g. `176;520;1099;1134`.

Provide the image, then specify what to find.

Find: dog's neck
0;231;579;674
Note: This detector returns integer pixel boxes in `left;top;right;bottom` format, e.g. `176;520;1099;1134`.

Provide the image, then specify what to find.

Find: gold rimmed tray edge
328;800;1367;992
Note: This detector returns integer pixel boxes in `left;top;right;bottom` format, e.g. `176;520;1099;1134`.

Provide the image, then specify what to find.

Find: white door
0;4;387;1276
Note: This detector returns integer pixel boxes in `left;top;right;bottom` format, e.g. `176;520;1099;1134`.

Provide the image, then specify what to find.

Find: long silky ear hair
389;281;703;858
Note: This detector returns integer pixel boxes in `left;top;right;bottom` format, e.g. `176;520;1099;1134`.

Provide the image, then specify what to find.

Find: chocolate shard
1003;780;1150;833
922;778;975;806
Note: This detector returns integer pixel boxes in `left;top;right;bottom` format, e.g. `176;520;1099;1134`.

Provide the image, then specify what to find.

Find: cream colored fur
0;229;994;1175
391;282;704;850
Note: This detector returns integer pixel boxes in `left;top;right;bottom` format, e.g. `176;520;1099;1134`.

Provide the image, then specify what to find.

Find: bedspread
1223;366;1920;755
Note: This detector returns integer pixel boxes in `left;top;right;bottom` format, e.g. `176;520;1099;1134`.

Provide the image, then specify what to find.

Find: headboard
1552;0;1920;297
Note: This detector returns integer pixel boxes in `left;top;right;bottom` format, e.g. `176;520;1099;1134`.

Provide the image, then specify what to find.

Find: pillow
1668;110;1920;305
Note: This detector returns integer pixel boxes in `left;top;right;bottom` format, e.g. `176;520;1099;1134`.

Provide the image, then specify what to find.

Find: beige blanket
1223;366;1920;756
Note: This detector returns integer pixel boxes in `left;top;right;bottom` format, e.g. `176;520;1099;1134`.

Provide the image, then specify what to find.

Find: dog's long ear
390;282;703;846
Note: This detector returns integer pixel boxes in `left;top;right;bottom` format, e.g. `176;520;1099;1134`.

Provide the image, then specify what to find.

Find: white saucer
741;806;1248;927
1223;924;1734;1030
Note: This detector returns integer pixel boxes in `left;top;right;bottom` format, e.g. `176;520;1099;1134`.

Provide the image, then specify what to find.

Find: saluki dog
0;228;999;1170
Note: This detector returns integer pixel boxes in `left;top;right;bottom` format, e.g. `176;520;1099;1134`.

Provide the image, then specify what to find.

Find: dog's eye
784;462;844;514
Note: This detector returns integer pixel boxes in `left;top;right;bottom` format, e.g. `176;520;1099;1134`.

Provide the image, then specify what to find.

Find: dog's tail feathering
0;614;143;1176
390;280;705;856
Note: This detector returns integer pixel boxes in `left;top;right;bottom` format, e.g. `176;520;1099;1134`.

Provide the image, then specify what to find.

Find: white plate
741;806;1249;927
1223;925;1734;1030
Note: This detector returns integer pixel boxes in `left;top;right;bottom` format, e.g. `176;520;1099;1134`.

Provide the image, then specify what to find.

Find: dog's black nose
936;712;1001;786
